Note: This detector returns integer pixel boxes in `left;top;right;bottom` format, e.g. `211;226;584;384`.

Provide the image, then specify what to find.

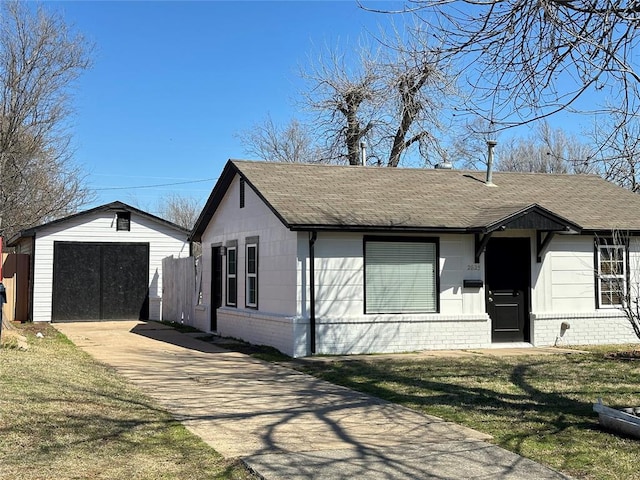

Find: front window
596;238;627;307
364;238;438;314
226;246;237;306
246;242;258;308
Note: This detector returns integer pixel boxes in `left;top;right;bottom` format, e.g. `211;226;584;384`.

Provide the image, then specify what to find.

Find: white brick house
8;201;190;322
190;160;640;357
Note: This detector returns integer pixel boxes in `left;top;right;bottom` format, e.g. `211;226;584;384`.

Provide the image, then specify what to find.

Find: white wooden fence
162;256;197;324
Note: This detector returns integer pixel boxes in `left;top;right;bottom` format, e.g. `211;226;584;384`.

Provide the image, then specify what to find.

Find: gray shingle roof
191;160;640;240
231;160;640;232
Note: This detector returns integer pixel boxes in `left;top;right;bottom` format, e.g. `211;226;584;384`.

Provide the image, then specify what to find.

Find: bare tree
300;28;455;167
0;1;93;240
624;235;640;341
451;119;593;173
497;123;593;174
158;194;201;230
365;1;640;131
448;117;494;169
379;27;455;167
302;44;383;166
237;115;325;164
587;114;640;193
0;2;92;344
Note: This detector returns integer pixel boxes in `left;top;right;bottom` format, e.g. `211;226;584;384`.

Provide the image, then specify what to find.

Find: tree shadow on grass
293;356;601;455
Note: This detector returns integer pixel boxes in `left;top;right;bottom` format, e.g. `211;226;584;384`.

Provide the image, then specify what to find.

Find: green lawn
4;322;638;480
0;323;257;480
290;348;640;480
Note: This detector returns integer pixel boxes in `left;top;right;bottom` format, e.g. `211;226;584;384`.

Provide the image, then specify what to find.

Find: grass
0;323;257;480
291;347;640;480
5;320;636;479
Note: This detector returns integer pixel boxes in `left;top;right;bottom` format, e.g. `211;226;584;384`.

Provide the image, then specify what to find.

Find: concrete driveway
54;321;571;480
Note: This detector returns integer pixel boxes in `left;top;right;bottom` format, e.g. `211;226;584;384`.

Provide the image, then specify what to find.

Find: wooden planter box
593;399;640;439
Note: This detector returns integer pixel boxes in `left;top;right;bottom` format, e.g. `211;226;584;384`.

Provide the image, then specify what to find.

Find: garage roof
7;201;190;246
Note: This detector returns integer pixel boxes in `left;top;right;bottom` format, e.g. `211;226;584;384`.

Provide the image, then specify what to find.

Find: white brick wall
217;308;490;358
532;311;640;346
315;314;491;355
217;307;308;358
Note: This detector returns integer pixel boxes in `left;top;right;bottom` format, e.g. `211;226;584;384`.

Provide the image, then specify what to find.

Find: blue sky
45;1;400;215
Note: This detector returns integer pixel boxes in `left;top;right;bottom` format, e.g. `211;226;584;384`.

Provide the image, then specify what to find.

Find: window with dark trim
226;245;237;306
364;237;439;314
596;237;628;308
116;212;130;231
239;178;245;208
246;238;259;308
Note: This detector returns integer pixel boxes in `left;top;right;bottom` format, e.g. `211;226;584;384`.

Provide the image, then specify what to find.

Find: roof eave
6;230;35;247
580;228;640;236
473;204;583;234
288;224;470;234
190;160;293;242
190;162;238;242
8;201;190;245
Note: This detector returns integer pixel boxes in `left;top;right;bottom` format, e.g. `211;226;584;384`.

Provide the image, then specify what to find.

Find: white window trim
597;242;627;308
226;246;237;307
246;242;258;309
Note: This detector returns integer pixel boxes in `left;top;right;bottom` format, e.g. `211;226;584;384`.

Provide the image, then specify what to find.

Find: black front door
485;237;530;342
211;246;223;332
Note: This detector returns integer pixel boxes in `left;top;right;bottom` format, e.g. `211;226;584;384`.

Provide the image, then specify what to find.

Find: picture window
364;238;438;314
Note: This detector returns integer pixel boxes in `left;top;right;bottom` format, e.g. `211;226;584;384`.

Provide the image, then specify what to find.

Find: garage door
52;242;150;322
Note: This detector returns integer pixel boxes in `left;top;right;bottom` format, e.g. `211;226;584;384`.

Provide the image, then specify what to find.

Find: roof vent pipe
360;142;366;166
486;140;497;185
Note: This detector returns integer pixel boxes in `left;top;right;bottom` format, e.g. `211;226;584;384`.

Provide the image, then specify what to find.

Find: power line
93;177;217;191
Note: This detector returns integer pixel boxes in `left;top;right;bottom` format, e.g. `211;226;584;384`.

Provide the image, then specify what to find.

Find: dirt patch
605;350;640;360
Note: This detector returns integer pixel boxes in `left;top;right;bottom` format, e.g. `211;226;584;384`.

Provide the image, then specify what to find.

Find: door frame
211;245;223;332
484;237;532;343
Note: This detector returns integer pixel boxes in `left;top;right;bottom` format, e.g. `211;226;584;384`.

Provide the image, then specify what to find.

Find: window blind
365;241;437;313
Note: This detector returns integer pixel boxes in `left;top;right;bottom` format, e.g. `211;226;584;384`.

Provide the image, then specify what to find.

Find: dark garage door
52;242;150;322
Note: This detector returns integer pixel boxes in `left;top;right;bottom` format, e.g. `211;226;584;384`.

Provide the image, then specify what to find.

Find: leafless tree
237;115;326;164
301;43;383;166
0;1;93;241
379;27;455;167
587;114;640;193
158;193;201;231
623;235;640;341
300;28;456;167
157;193;202;258
364;1;640;132
452;119;593;173
497;123;594;174
449;117;494;169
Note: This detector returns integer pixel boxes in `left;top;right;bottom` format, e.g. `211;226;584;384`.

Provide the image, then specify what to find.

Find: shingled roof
191;160;640;240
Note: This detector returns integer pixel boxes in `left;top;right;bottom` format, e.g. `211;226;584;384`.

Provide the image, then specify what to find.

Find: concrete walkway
54;321;571;480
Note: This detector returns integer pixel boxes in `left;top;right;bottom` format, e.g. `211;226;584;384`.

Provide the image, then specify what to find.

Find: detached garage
8;201;190;322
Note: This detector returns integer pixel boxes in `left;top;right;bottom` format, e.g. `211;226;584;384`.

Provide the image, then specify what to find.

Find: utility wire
94;177;217;191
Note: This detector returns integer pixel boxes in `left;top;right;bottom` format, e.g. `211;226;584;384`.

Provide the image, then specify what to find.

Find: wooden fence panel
1;253;30;322
162;256;196;325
